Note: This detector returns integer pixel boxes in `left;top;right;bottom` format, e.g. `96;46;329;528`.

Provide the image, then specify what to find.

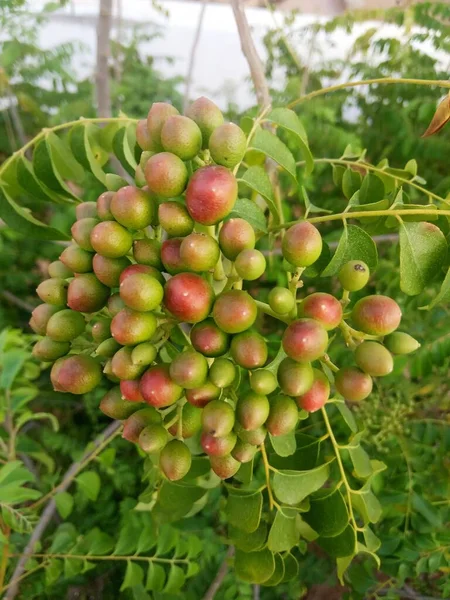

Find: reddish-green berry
96;191;115;221
209;123;246;169
100;387;141;420
90;221;133;258
180;233;220;272
236;392;270;431
32;337;70;361
147;102;179;149
335;367;373;402
139;424;168;453
161;238;185;275
145;152;188;198
250;369;277;395
123;407;161;443
161;115;202;160
354;341;393;377
159;439;192;481
93;254;130;288
167;403;203;438
186;381;220;408
158;202;194;237
30;304;62;335
232;439;257;463
219;218;255;261
352;295;401;336
91;319;111;343
169;350;208;389
46;309;85;342
76;201;97;220
190;319;230;357
300;293;343;331
120;379;144;402
209;358;236;388
231;331;268;369
71;217;99;251
186;166;237;225
96;338;121;358
164;273;214;323
111;308;157;346
140;364;183;408
282;319;328;363
339;260;370;292
111;347;145;380
384;332;420;355
119;263;164;285
107;293;126;317
133;238;162;269
277;358;314;397
67;274;109;313
185;96;224;147
37;278;68;306
201;432;237;457
235;249;266;281
110;186;155;230
282;222;322;267
60;244;93;273
51;355;101;394
202;400;235;437
268;287;295;315
266;395;298;436
213;290;257;334
210;454;241;479
48;260;72;279
136;120;157;152
119;273;163;312
236;424;267;446
296;369;330;413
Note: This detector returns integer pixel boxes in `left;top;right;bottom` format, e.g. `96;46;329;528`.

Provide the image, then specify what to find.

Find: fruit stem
341;289;350;308
260;443;275;511
176;401;185;441
288;267;304;320
254;301;290;324
320;354;339;373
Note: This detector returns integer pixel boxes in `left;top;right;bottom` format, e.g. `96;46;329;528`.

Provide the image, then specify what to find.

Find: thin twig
261;234;400;256
202;546;234;600
184;0;208;112
1;292;35;313
96;0;113;118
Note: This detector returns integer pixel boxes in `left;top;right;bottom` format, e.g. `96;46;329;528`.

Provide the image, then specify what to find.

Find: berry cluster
31;98;420;483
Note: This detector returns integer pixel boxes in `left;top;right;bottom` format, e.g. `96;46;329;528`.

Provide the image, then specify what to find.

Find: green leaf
269;431;296;457
0;349;28;390
157;482;206;520
84;529;115;555
304;488;348;537
321;224;378;277
267;508;299;552
33;136;79;199
45;559;63;586
146;563;166;591
301;186;332;215
266;108;314;175
411;493;442;527
235;548;275;584
336;554;354;584
120;560;144;591
64;558;83;578
229;522;267;552
423;265;450;309
106;173;128;191
156;525;178;555
362;526;381;552
399;221;447;296
348;444;372;478
46;132;84;183
70;124;107;184
272;460;331;505
114;520;142;555
239;166;277;220
350;487;382;524
281;553;299;582
55;492;74;519
16;156;69;204
318;523;357;558
250;128;297;180
163;564;185;594
15;411;59;433
228;198;267;233
334;401;357;433
76;471;101;502
264;553;285;586
113;124;138;176
342;168;362;200
359;174;384;205
136;520;157;554
226;490;262;533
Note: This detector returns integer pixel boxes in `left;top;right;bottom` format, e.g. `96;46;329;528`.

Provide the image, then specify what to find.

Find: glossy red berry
201;432;237;457
300;293;343;331
213;290;257;334
67;274;109;313
120;379;145;402
161;238;185;274
185;166;237;225
185;381;220;407
190;319;230;357
282;319;328;363
282;222;322;267
296;369;330;413
230;331;268;369
277;358;314;397
335;367;373;402
164;273;214;323
51;355;101;395
140;364;183;408
351;295;401;336
219;218;255;260
145;152;188;198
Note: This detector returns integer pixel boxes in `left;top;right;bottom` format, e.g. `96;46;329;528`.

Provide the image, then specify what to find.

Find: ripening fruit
96;337;121;358
180;233;220;273
282;222;322;267
335;367;373;402
160;439;192;481
185;96;224;147
147;102;179;149
300;293;343;331
210;454;241;479
185;166;237;225
120;379;144;402
111;346;145;380
339;260;370;292
354;341;393;377
32;337;70;361
219;218;255;260
230;331;268;369
93;254;130;288
131;343;157;366
169;350;208;389
122;407;161;443
97;191;115;221
100;387;141;420
250;369;277;395
71;218;99;251
209;358;236;388
136;119;155;151
119;263;164;286
111;308;157;346
235;249;266;281
48;260;72;279
236;424;267;446
209;123;246;169
190;319;230;357
296;369;330;413
76;201;97;220
90;221;133;258
67;274;109;313
351;295;402;336
60;244;93;273
277;358;314;397
384;332;420;355
140;364;183;407
268;287;295;315
158;202;194;237
119;273;164;312
266;395;299;436
164;273;214;323
213;290;257;334
145;152;188;198
110;186;155;230
139;424;168;453
107;293;126;317
91;319;110;342
236;392;270;431
37;278;68;306
46;309;85;342
232;439;257;463
168;403;203;438
161;115;202;160
30;304;62;335
201;431;237;456
133;238;163;269
161;238;185;274
186;381;220;408
202;400;235;437
282;319;328;363
51;355;101;394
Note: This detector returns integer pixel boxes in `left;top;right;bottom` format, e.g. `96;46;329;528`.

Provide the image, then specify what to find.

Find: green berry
335;367;373;402
282;222;322;267
96;191;115;221
185;96;224;147
71;217;99;251
230;331;268;369
186;381;221;408
110;186;155;230
250;369;278;395
235;249;266;281
111;308;157;346
167;403;203;439
209;358;236;388
30;304;62;335
209;123;246;168
231;439;257;463
213;290;257;334
145;152;188;198
48;260;72;279
96;337;121;358
160;439;192;481
76;201;97;220
131;343;157;366
354;341;394;377
100;387;141;420
60;244;93;273
158;201;194;237
268;287;295;315
266;395;299;436
277;357;314;397
180;233;220;272
119;273;163;312
122;407;161;443
210;454;241;479
90;221;133;258
36;278;68;306
107;293;126;317
32;337;70;361
202;400;235;437
93;254;130;288
338;260;370;292
133;238;163;269
219;218;255;260
190;319;230;357
51;355;101;395
46;309;85;342
236;392;270;431
147;102;179;150
384;332;420;355
111;346;145;380
161;115;202;160
139;424;169;453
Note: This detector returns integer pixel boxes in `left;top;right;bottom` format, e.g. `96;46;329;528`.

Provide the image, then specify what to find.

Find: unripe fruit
209;123;246;169
120;379;144;402
46;309;85;342
119;263;164;286
140;364;183;408
37;278;68;305
167;403;203;438
111;308;157;346
213;290;257;334
266;395;299;436
209;358;236;388
48;260;72;279
277;358;314;397
161;238;185;274
136;119;155;151
107;293;126;317
384;332;420;355
71;217;99;251
351;295;402;336
296;369;330;413
231;439;257;463
185;96;224;147
119;273;164;312
51;355;101;394
133;239;162;269
161;115;202;160
147;102;179;149
268;287;295;315
93;254;130;288
300;293;343;331
131;343;157;366
32;337;70;361
145;152;188;198
169;350;208;389
354;341;393;377
210;454;241;479
250;369;277;395
104;359;119;383
186;166;237;225
96;191;115;221
236;424;267;446
219;218;255;261
282;319;328;363
158;202;194;237
180;233;220;272
160;439;192;481
100;387;141;420
139;424;168;453
230;331;268;369
190;319;230;357
235;249;266;281
60;244;93;273
202;400;235;437
236;392;270;431
339;260;370;292
30;304;61;335
282;222;322;267
123;407;161;443
76;201;97;220
110;186;155;231
96;337;121;358
67;274;109;313
335;367;373;402
90;221;133;258
111;347;145;380
164;273;214;323
201;431;237;457
186;381;220;407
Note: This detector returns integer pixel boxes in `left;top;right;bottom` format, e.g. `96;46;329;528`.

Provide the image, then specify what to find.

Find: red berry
296;369;330;412
190;319;230;357
164;273;214;323
93;254;130;288
213;290;257;334
111;308;157;346
282;319;328;362
119;263;164;286
219;218;255;260
67;274;109;313
351;295;401;336
145;152;188;198
300;293;343;331
201;432;237;457
282;222;322;267
161;238;185;274
230;331;268;369
185;381;220;407
185;166;237;225
335;367;373;402
120;379;144;402
51;355;101;395
147;102;179;149
140;364;183;408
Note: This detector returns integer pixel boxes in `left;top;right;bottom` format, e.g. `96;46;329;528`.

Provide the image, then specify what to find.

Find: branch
184;0;208;112
96;0;113;118
1;292;35;314
202;546;234;600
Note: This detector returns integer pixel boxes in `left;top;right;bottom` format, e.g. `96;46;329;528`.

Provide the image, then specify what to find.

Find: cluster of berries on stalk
31;97;420;482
